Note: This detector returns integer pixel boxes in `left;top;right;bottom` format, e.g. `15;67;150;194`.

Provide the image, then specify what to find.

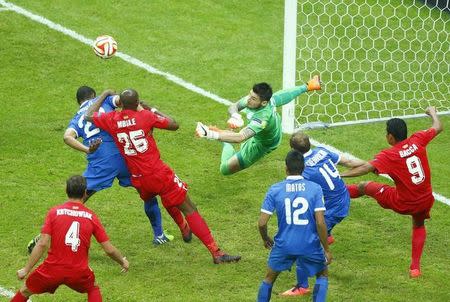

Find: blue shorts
83;154;131;191
324;214;345;234
268;246;327;275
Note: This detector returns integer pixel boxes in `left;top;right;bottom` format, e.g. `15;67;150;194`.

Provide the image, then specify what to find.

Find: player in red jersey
11;175;129;302
341;107;443;278
85;89;241;264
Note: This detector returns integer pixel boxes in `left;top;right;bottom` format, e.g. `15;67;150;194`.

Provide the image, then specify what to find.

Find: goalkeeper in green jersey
196;75;321;175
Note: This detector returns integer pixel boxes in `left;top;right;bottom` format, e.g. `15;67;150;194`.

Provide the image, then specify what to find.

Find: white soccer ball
93;35;117;59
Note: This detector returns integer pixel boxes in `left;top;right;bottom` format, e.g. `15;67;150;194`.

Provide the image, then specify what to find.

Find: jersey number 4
117;130;149;155
65;221;81;252
284;197;309;225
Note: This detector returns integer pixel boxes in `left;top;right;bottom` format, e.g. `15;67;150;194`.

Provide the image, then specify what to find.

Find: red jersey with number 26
93;109;170;176
369;128;437;207
41;201;109;269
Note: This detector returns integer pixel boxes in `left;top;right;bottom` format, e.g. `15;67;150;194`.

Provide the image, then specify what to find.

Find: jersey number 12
284;197;309;225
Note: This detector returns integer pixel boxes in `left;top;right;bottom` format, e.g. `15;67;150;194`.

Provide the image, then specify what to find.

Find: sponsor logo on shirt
250;118;267;129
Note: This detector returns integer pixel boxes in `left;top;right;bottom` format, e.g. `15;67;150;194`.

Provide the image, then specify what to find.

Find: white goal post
282;0;450;133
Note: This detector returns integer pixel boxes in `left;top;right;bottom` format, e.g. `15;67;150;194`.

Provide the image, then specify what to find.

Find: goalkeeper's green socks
220;143;236;175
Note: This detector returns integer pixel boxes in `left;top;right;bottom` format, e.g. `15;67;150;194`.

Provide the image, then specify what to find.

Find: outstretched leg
176;195;241;264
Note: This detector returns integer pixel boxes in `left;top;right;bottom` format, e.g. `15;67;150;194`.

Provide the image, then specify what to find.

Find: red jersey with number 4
41;201;109;269
369;128;437;206
93;109;170;176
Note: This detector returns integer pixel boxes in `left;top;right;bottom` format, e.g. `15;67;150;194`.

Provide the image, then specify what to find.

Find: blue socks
144;197;163;237
257;281;273;302
296;263;310;288
312;276;328;302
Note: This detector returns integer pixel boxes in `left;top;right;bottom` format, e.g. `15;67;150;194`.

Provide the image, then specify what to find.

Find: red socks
185;211;221;257
10;292;27;302
410;225;426;270
346;184;362;198
166;206;186;231
87;286;102;302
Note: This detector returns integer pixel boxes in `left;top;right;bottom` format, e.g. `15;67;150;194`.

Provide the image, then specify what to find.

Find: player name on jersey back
399;143;418;158
117;118;136;128
56;208;93;220
305;149;327;166
286;182;306;192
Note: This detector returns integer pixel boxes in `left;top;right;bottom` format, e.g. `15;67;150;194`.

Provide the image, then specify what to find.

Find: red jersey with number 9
41;201;109;269
369;128;437;207
93;109;170;176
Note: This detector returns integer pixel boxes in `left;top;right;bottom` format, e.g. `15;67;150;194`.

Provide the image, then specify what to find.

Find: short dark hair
66;175;87;199
290;131;311;154
285;150;305;175
252;83;273;102
76;86;96;102
120;88;139;109
386;118;407;141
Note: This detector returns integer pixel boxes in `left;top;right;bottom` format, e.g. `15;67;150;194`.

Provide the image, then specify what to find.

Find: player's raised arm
196;123;255;143
84;89;115;122
340;162;375;178
227;98;247;129
426;106;443;135
17;233;51;280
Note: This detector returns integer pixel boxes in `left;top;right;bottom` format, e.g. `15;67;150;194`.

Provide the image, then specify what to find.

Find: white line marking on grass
0;286;14;298
0;0;232;107
0;8;11;11
1;0;449;208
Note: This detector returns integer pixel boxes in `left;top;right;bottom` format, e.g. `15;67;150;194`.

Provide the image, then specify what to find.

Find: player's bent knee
220;163;232;175
357;181;369;196
316;268;328;278
19;285;32;297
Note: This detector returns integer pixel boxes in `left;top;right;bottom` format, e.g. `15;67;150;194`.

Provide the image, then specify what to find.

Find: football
92;35;117;59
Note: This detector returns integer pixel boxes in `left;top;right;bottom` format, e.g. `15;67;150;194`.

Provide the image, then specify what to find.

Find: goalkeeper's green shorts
236;138;276;169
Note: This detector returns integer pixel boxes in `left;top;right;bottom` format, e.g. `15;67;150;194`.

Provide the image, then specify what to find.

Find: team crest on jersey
250;118;267;129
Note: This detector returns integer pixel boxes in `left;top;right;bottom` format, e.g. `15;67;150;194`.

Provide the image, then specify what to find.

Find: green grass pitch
0;1;449;301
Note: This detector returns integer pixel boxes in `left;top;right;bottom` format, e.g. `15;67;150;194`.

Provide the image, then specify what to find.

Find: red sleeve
369;151;390;175
149;111;170;129
410;128;437;147
41;208;55;235
92;111;114;131
92;214;109;243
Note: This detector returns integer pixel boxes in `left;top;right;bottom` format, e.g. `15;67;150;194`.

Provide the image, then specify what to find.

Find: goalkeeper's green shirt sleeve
272;85;308;107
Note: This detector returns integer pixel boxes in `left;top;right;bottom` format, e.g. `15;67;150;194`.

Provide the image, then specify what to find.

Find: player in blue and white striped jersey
257;150;331;302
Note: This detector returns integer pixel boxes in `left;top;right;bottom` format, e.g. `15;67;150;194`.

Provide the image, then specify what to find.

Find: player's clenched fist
227;113;244;129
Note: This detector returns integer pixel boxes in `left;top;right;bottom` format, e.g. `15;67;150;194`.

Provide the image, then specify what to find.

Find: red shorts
365;182;434;221
131;164;188;208
26;263;96;294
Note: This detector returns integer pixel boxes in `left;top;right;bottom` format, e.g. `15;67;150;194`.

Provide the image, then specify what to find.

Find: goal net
282;0;450;132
